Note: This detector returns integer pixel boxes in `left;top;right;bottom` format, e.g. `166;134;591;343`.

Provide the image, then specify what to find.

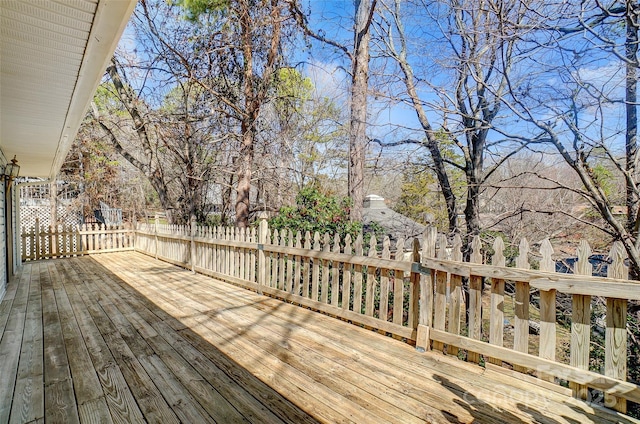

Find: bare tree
60;117;149;222
256;68;348;210
288;0;377;221
89;0;247;225
93;56;225;224
350;0;377;221
483;154;599;248
499;0;640;277
92;58;175;221
169;0;295;227
374;0;534;248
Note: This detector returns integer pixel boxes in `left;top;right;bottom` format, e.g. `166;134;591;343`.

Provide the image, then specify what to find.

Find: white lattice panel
20;205;81;256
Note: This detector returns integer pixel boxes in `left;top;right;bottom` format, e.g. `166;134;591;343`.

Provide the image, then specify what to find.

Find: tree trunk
235;1;255;228
399;73;458;235
464;173;481;251
149;171;173;223
102;59;179;223
222;157;235;225
385;0;458;235
233;0;282;227
349;0;373;222
463;131;487;257
236;124;254;227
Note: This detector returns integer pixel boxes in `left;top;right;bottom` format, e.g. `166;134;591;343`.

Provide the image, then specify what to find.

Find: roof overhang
0;0;136;178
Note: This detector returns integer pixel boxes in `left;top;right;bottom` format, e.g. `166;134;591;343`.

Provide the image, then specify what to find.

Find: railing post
257;212;269;294
190;216;196;273
132;216;137;250
467;235;483;364
447;235;463;357
78;223;85;254
416;226;436;352
571;240;592;400
489;237;506;366
432;233;448;353
538;238;556;382
49;224;55;258
605;241;628;413
154;213;159;260
409;238;420;329
513;238;531;373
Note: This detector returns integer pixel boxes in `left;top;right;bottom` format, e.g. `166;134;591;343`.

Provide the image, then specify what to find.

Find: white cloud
574;62;625;100
304;60;349;103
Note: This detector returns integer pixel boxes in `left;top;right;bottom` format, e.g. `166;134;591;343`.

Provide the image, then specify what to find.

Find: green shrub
269;186;363;239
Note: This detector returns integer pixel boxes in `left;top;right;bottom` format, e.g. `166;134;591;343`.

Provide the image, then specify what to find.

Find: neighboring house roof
0;0;135;178
362;194;426;244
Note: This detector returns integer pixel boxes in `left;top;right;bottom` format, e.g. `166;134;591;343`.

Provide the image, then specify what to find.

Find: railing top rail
420;257;640;286
136;222;640;297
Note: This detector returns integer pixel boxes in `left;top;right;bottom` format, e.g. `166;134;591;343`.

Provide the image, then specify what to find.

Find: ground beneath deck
0;252;637;424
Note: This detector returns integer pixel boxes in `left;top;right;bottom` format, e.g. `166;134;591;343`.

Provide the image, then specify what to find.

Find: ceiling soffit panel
0;0;136;178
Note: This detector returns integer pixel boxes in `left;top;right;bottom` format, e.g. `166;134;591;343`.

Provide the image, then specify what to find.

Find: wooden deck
1;253;638;424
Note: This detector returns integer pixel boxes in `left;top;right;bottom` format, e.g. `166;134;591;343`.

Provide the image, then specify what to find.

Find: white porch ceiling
0;0;135;178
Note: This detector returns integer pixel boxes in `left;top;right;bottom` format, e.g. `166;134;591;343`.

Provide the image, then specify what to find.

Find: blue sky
299;1;430;148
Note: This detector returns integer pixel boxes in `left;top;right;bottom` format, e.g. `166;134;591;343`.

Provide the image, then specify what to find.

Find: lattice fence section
21;205;81;228
20;182;83;236
20;205;82;255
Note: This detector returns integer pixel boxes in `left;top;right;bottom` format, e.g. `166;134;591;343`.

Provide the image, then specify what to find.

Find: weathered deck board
1;252;639;424
56;261;146;424
112;256;448;422
76;257;318;424
2;266;36;424
40;261;80;424
9;264;43;424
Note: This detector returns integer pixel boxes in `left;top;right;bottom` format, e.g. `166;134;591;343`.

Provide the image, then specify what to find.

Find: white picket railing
21;218;134;261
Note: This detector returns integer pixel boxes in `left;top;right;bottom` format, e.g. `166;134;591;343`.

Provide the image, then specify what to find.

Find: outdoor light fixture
4;156;20;181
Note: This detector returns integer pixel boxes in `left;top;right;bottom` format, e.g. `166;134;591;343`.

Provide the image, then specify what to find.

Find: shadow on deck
0;252;637;423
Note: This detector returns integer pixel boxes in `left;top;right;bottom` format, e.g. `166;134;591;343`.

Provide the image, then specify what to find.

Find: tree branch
285;0;353;61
